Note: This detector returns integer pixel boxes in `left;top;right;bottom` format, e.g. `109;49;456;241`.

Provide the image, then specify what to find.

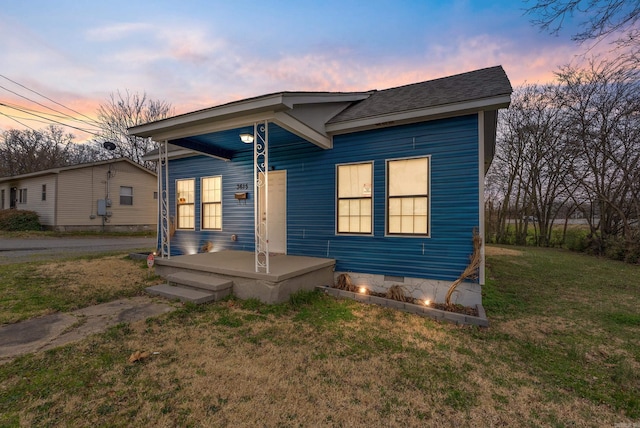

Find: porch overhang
129;92;372;151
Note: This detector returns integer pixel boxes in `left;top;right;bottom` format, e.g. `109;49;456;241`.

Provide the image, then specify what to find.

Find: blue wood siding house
131;66;512;305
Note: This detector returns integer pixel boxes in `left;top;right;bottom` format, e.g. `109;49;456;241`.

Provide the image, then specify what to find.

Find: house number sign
236;183;249;190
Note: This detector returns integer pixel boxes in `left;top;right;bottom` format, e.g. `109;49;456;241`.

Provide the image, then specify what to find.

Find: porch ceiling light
239;133;254;144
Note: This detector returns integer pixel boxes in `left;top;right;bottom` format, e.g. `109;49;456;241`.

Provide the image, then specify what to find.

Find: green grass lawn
0;246;638;427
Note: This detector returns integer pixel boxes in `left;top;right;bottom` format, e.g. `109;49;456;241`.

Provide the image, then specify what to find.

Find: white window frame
19;188;27;204
386;156;431;237
119;186;133;206
336;161;373;235
201;176;222;230
176;178;195;230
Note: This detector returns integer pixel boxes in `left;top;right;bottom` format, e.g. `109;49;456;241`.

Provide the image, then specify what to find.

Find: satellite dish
103;141;117;151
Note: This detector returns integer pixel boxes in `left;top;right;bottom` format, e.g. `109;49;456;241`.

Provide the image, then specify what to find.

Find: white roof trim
273;112;332;149
326;95;511;135
129;92;371;140
143;112;277;142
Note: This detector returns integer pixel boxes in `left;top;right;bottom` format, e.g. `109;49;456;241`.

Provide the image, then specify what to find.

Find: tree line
0;91;172;176
486;59;640;262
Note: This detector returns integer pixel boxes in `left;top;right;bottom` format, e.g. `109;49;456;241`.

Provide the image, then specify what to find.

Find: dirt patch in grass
35;256;151;296
485;246;523;257
1;255;161;324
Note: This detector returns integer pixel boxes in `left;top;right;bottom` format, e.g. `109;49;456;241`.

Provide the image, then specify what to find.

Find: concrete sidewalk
0;296;177;364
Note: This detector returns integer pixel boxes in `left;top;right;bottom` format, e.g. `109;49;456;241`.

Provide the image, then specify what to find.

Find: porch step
146;283;218;304
166;271;233;294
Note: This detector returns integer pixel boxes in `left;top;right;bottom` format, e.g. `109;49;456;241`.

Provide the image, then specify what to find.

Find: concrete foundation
333;271;482;307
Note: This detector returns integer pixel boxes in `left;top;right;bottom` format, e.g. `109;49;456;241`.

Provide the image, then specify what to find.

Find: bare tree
525;0;640;67
556;59;640;258
487;84;575;246
0;125;76;176
96;90;173;169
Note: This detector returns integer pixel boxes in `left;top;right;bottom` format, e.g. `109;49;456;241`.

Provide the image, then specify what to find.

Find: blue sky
0;0;588;140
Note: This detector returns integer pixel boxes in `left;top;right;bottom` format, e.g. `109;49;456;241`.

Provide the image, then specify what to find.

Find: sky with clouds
0;0;591;141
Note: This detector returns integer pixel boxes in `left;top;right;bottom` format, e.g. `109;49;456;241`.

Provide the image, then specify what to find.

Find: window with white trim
176;179;195;229
387;157;429;235
201;176;222;230
42;184;46;201
337;162;373;234
119;186;133;205
19;188;27;204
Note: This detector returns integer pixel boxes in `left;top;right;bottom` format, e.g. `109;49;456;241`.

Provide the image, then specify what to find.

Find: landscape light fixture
239;133;254;144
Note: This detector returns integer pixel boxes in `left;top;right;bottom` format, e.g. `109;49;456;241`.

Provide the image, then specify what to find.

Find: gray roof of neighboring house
327;66;513;125
0;158;155;182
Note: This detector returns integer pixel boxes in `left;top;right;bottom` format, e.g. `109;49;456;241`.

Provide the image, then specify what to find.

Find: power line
0;99;101;129
0;102;103;137
0;73;99;125
0;83;100;129
0;110;38;132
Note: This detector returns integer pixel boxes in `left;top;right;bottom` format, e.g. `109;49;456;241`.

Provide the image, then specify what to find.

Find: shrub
604;236;627;261
563;228;589;252
0;209;41;231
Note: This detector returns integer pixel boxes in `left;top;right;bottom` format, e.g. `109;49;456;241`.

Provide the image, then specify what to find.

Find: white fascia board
129;95;288;138
142;112;277;142
325;95;511;135
274;112;333;149
141;148;201;162
280;92;371;109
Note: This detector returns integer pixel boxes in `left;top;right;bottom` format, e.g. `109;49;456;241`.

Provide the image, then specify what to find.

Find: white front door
260;170;287;254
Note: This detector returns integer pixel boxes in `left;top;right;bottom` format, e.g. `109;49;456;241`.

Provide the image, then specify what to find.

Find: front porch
147;250;336;304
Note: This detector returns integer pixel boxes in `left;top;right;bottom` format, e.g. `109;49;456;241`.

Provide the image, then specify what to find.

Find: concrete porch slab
153;251;335;304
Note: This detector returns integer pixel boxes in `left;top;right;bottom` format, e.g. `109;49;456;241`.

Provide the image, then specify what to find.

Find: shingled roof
327;65;512;125
131;65;512;152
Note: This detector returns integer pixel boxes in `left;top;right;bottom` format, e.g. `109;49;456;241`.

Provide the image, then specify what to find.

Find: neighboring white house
0;158;157;231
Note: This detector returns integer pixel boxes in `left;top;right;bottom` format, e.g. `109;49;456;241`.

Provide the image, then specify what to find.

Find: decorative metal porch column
158;140;171;259
254;121;269;273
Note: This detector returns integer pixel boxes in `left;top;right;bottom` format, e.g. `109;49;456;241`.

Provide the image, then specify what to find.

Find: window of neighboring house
42;184;46;201
153;191;158;200
337;162;373;234
176;179;195;229
387;156;430;236
202;176;222;230
120;186;133;205
1;189;4;209
19;188;27;204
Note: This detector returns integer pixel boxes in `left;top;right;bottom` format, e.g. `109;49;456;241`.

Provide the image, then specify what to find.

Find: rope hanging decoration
445;229;482;306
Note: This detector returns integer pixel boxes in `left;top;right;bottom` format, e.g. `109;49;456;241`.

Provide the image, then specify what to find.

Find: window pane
389;198;401;215
120;186;133;205
178;205;194;229
414;197;428;215
349;199;360;216
401;197;413;213
177;179;194;204
338;216;349;232
336;163;373;234
414;216;428;234
202;176;221;202
202;203;221;230
388;158;428;196
360;215;372;233
401;215;413;233
389;216;401;233
338;163;372;198
387;158;429;235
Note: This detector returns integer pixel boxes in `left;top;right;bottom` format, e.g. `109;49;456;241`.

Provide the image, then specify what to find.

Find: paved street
0;236;156;264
